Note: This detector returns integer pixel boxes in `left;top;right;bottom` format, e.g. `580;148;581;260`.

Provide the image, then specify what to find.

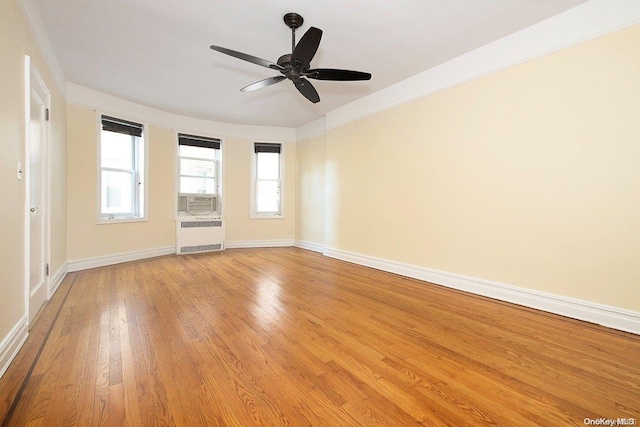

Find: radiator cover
176;218;225;254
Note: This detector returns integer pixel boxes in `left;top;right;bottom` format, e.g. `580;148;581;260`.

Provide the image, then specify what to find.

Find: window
99;115;145;221
252;142;282;216
177;133;221;217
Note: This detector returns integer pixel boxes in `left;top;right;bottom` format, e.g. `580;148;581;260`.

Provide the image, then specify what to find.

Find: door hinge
45;263;50;276
45;108;50;121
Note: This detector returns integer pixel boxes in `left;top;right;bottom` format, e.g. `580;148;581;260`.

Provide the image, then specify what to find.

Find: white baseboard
225;239;294;249
323;247;640;335
67;246;175;272
0;315;28;379
48;262;67;298
0;264;67;379
294;240;325;253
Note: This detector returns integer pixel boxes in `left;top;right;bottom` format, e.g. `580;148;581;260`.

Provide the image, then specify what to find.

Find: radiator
176;219;225;254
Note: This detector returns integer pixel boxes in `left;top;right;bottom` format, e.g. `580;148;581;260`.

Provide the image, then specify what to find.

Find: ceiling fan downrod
283;12;304;54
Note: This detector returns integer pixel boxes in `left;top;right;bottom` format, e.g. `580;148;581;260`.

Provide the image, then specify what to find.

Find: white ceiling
34;0;588;128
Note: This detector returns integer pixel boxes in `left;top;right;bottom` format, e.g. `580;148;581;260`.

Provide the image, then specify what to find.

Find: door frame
24;55;51;325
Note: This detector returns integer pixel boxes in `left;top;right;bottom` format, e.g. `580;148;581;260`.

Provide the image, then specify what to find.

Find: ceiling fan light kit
210;12;371;103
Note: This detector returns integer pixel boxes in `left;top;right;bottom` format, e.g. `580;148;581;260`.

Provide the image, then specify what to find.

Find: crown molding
66;83;297;142
296;117;326;142
16;0;66;98
325;0;640;131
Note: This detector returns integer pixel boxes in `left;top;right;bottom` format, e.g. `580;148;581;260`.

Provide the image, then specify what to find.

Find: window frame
175;132;223;219
96;113;148;224
251;141;284;218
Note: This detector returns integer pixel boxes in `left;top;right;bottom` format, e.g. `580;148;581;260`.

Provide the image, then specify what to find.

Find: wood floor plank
1;248;639;426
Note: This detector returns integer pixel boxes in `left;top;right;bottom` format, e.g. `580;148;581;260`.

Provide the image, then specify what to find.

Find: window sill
250;213;285;219
176;214;222;220
97;216;147;225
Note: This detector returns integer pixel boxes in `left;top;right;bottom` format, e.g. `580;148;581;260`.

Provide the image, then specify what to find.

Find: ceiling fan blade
304;68;372;81
293;78;320;103
240;76;286;92
210;45;283;71
291;27;322;69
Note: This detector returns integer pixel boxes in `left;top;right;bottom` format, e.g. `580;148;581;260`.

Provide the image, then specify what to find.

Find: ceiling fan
210;13;371;104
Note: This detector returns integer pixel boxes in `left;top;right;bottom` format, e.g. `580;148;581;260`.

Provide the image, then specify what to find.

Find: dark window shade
254;142;281;153
101;115;143;137
178;133;221;150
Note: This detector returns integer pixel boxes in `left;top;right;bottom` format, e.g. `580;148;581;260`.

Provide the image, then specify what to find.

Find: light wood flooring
1;248;639;426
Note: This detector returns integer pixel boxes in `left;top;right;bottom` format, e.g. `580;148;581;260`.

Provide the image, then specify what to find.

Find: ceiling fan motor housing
277;54;305;81
277;54;292;67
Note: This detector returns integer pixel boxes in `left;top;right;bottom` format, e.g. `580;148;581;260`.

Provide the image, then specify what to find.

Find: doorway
26;57;50;324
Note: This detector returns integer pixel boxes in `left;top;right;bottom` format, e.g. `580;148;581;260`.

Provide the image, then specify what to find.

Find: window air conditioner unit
178;193;218;216
176;218;225;254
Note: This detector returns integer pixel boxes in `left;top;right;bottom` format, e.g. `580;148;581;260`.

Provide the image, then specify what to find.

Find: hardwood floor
1;248;639;426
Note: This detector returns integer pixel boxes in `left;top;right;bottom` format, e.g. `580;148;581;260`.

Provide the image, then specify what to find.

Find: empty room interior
1;0;640;425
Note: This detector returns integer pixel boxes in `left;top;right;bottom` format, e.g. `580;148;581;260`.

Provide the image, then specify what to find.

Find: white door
28;66;49;323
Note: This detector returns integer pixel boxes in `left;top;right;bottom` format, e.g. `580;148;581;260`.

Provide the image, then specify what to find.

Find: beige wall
325;24;640;311
66;105;175;260
295;134;326;245
225;138;296;242
66;107;296;259
1;0;67;341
